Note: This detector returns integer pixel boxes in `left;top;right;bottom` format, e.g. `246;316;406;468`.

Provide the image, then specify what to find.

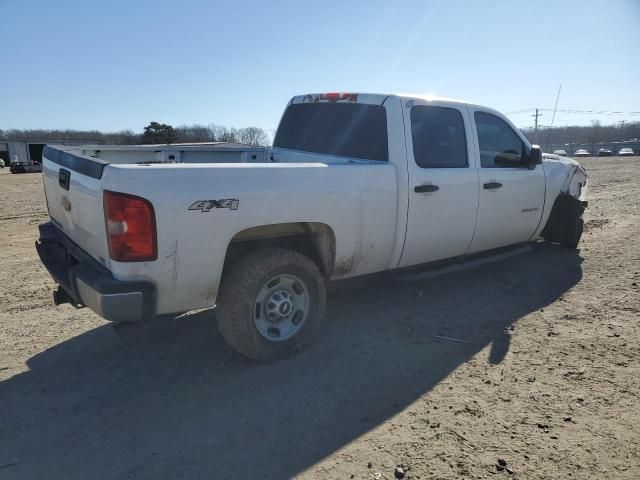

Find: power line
505;108;537;115
547;109;640;115
506;108;640;116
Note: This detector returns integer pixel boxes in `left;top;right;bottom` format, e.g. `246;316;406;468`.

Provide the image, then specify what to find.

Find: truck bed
41;144;399;315
47;142;269;169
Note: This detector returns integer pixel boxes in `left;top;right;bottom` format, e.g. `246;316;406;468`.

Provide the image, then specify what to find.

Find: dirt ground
1;157;639;480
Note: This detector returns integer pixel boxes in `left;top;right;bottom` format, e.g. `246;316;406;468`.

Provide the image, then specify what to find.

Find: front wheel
563;215;584;249
541;195;585;249
216;248;327;362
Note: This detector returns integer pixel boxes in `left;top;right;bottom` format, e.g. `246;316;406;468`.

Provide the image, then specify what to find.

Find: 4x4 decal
189;199;239;212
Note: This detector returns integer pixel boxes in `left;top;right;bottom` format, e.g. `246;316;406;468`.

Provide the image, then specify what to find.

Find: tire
541;195;585;249
562;215;583;249
216;247;327;362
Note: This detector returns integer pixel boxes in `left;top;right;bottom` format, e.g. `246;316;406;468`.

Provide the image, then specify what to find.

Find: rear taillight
103;190;157;262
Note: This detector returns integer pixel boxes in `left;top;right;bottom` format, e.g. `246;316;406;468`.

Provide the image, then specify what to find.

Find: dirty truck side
36;93;588;361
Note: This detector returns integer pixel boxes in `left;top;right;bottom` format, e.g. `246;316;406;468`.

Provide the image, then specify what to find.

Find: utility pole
532;109;543;143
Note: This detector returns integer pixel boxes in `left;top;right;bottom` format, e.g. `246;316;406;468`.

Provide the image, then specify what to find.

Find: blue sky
1;0;639;133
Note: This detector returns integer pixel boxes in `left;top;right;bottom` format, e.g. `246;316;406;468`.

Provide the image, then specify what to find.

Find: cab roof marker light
319;93;358;102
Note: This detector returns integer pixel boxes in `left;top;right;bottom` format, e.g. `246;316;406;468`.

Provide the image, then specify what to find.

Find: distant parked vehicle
10;162;27;173
0;159;5;168
597;149;613;157
618;147;634;156
9;162;42;174
553;149;568;156
574;149;590;157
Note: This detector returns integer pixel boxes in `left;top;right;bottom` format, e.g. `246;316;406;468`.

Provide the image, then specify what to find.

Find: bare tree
587;120;602;145
175;124;217;143
521;120;640;148
236;127;269;146
213;126;239;143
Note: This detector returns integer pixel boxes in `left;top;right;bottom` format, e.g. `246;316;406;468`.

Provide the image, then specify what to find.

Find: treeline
2;120;638;148
0;122;270;146
521;120;640;146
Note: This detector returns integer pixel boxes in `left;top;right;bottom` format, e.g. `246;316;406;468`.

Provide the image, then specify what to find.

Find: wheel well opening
222;223;336;279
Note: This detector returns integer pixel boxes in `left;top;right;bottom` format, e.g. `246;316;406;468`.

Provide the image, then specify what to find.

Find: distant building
0;140;93;169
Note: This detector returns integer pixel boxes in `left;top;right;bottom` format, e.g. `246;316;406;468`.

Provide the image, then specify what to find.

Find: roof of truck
291;92;471;107
395;93;468;103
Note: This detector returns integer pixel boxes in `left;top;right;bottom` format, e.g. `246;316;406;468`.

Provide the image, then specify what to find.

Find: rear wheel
216;247;326;362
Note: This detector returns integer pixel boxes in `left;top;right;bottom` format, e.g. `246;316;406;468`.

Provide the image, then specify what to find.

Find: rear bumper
35;222;156;322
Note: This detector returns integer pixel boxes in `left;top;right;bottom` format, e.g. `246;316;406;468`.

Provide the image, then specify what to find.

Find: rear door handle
483;181;503;190
414;184;439;193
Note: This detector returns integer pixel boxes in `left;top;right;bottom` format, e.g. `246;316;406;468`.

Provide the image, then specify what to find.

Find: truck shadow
1;244;582;479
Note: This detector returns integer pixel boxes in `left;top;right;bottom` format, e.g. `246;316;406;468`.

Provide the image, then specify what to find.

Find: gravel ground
0;158;639;479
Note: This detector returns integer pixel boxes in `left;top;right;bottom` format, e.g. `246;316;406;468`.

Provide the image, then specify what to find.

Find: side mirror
529;145;542;169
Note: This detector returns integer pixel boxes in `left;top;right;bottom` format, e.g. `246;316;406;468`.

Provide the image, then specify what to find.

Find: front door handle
414;184;439;193
483;181;503;190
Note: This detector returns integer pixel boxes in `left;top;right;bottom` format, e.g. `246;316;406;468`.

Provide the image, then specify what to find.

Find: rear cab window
410;105;468;168
273;103;389;161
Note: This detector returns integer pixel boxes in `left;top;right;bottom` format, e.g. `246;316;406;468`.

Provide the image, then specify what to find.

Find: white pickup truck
36;93;588;361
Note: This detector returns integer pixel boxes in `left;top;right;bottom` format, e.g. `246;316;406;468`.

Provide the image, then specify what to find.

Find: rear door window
410;106;468;168
273;103;388;161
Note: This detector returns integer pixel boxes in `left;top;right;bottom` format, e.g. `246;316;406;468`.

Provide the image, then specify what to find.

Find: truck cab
273;93;554;266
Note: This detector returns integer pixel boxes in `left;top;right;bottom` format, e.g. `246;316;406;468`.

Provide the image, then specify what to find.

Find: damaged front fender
565;163;588;202
543;154;588;202
538;156;588;247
